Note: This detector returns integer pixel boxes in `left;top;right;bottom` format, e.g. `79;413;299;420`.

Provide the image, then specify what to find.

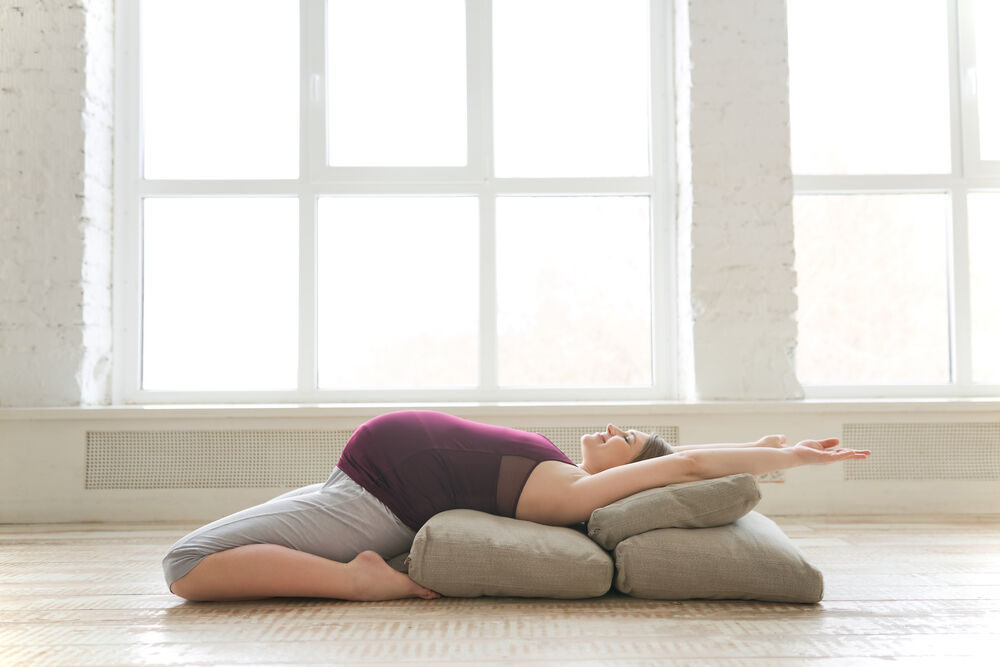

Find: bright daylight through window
125;0;670;401
788;0;1000;395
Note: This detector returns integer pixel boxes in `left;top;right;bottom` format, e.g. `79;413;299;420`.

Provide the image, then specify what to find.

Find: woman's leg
163;469;434;601
169;544;437;602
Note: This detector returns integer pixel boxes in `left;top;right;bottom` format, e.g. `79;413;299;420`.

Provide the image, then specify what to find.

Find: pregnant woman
163;410;868;602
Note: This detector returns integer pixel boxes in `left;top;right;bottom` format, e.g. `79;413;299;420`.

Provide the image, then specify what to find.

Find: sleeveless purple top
337;411;575;531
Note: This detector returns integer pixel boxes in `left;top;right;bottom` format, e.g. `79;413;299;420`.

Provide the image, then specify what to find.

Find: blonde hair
631;433;674;463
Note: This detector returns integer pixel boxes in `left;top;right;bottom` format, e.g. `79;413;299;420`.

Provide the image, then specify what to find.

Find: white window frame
112;0;676;404
793;0;1000;398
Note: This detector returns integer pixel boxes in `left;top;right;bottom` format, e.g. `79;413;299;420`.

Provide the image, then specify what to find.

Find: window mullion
949;0;973;388
956;0;1000;177
299;0;324;392
113;0;142;403
468;0;497;391
953;0;975;176
650;0;674;398
479;192;498;391
305;0;327;183
950;186;973;386
298;190;318;393
467;0;492;181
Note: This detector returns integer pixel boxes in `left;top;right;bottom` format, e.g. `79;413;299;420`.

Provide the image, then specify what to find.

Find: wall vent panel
85;424;681;490
842;423;1000;481
86;430;353;489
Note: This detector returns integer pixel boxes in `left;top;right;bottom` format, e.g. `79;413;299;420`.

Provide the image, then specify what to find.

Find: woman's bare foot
345;551;440;601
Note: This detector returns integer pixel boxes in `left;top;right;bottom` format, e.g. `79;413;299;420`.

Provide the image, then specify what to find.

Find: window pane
496;196;652;387
493;0;650;177
317;197;478;388
142;198;299;390
327;0;466;166
794;194;950;384
974;0;1000;160
788;0;950;174
141;0;299;179
968;193;1000;383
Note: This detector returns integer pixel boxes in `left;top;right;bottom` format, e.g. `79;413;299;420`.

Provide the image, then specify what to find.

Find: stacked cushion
393;473;824;602
404;509;613;598
613;511;824;603
587;473;762;550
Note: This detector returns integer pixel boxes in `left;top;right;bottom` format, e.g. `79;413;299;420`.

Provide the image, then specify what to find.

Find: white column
678;0;803;399
0;0;114;406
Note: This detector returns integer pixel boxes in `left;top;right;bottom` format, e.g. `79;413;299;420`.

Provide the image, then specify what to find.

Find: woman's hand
755;435;844;451
791;441;871;465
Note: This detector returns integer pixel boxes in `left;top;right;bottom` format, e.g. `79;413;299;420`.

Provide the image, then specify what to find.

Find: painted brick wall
0;0;801;405
678;0;803;399
0;0;113;406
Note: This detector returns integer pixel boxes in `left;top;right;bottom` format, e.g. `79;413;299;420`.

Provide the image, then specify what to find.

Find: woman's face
580;424;651;474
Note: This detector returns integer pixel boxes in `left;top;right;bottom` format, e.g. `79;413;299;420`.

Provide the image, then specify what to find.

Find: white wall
0;0;114;407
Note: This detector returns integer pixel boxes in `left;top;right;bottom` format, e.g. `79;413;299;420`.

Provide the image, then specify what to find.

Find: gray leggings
162;467;416;587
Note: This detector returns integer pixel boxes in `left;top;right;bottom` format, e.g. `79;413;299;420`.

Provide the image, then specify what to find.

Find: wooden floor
1;516;999;666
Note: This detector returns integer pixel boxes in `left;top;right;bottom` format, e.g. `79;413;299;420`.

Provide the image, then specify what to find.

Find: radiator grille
842;423;1000;481
85;430;351;489
85;424;681;489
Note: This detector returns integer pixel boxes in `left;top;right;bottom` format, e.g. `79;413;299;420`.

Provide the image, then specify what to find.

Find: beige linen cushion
587;474;762;550
404;509;613;598
614;511;824;603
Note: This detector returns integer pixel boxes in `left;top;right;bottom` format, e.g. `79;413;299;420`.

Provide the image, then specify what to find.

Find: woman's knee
168;570;199;600
166;553;222;601
163;541;211;597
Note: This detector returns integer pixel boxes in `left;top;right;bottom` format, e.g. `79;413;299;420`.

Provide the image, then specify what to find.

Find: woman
164;410;869;602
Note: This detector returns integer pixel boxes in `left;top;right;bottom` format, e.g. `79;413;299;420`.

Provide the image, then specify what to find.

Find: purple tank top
337;411;575;531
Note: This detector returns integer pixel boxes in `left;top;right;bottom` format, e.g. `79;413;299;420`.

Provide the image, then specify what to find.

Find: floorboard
1;516;998;665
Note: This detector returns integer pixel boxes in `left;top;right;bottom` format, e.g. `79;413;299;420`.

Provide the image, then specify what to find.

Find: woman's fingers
796;438;843;451
795;444;871;464
831;448;870;459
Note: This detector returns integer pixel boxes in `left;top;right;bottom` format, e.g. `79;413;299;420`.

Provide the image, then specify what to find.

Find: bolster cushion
405;509;613;598
587;473;762;550
613;511;824;603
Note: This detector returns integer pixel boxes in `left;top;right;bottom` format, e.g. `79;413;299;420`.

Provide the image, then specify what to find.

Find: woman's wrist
781;447;803;469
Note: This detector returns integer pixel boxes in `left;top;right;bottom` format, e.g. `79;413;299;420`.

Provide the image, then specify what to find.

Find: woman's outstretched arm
555;441;870;524
671;434;794;452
